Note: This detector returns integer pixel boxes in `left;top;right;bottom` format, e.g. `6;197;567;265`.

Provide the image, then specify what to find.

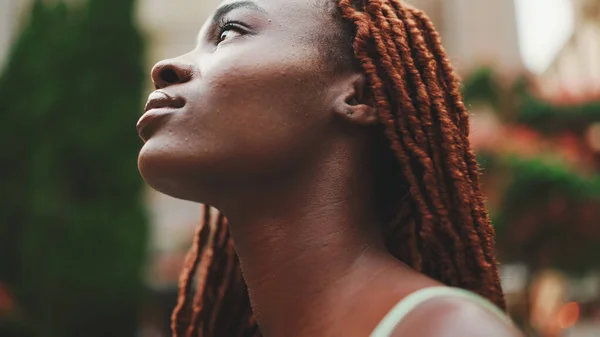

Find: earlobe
334;74;378;126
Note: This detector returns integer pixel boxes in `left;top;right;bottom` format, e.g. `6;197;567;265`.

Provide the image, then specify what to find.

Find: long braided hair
171;1;506;336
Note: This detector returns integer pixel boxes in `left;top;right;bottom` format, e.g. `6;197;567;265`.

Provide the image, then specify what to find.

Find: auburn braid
412;10;505;303
171;204;212;337
171;1;506;336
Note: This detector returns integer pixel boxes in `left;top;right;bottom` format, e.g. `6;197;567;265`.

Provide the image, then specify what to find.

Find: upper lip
137;90;184;141
144;90;185;113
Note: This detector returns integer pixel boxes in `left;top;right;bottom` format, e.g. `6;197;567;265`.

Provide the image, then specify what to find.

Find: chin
137;139;206;202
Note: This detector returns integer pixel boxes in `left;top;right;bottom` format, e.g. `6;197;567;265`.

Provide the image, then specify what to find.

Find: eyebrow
211;1;267;25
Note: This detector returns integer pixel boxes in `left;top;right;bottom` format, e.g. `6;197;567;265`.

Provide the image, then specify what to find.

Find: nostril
161;68;180;85
151;59;193;89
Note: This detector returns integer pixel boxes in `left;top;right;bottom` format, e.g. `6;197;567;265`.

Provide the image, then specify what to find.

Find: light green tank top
370;287;511;337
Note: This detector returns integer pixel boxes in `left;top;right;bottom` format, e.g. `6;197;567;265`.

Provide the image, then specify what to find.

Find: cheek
138;44;334;187
186;51;331;165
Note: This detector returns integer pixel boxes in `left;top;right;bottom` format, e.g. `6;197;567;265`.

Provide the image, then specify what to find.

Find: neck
215;139;390;336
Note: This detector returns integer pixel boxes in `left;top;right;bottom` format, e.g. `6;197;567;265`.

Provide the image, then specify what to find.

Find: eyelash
217;19;247;44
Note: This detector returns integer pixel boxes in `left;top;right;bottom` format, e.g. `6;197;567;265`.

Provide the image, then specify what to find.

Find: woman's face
138;0;358;200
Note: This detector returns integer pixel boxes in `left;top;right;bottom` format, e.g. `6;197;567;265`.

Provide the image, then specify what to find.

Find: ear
333;73;378;126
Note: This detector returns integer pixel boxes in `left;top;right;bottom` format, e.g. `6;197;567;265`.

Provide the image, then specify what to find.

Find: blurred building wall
441;0;523;73
137;0;220;69
538;0;600;99
0;0;18;70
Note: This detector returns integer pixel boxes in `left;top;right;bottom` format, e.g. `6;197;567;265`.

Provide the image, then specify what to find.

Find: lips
137;90;185;141
144;90;185;112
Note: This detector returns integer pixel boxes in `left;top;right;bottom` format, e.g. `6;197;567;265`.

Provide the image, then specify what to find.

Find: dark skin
138;0;523;335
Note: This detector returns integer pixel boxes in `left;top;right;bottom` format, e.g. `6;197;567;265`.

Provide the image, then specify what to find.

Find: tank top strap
370;286;511;337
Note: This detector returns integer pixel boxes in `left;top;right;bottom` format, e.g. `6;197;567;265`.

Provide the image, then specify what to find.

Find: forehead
213;0;338;29
217;0;334;13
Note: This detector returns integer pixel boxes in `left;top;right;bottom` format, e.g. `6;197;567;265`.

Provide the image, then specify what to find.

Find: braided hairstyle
171;1;506;336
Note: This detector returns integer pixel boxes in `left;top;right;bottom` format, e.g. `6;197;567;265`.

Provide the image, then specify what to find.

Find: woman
137;0;523;336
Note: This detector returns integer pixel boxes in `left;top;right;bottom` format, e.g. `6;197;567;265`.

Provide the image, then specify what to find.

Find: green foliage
479;153;600;272
517;93;600;133
0;1;148;336
465;66;600;272
494;155;600;220
461;67;501;109
461;66;600;134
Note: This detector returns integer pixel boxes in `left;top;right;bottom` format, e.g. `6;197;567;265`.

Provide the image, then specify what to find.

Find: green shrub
0;1;148;336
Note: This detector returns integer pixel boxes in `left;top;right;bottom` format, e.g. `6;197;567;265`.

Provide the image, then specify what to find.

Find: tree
0;1;148;336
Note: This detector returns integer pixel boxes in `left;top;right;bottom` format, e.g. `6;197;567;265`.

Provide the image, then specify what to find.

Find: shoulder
387;295;524;337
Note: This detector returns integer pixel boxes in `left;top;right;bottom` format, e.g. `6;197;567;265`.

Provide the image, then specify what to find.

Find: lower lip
136;107;177;141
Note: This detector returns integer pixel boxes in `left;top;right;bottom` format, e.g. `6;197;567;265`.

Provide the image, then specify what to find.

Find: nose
151;58;193;89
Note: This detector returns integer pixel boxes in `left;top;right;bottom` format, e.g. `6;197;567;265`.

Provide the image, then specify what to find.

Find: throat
225;204;390;336
210;136;398;336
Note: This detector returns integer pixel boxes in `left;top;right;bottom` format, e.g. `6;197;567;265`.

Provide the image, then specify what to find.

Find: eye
217;22;246;44
219;28;242;43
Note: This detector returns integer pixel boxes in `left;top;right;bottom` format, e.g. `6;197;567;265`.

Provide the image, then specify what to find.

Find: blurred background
0;0;599;336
